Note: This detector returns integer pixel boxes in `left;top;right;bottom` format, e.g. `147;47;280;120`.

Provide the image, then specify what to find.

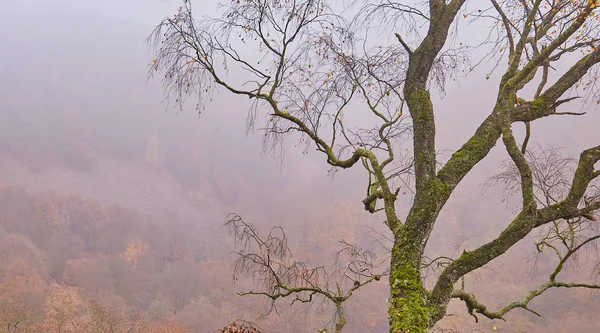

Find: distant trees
0;234;47;279
149;0;600;332
62;256;115;294
40;284;189;333
44;285;86;333
124;240;150;269
83;297;131;332
159;257;203;315
0;187;201;331
0;260;46;332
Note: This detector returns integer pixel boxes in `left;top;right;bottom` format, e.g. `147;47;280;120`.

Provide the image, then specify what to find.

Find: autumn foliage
0;186;201;332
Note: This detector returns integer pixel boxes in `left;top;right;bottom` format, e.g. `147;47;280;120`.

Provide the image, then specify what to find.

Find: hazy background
1;0;599;332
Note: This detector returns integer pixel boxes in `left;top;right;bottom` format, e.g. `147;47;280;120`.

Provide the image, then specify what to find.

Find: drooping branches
148;0;417;230
224;214;385;333
485;143;576;207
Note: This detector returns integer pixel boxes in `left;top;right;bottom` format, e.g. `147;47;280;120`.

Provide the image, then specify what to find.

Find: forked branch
452;233;600;321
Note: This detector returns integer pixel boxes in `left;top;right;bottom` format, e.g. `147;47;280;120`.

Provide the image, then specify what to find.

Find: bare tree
149;0;600;332
224;214;384;333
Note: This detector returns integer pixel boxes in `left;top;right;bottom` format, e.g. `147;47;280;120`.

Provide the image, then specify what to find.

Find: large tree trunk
387;3;467;329
387;180;450;332
388;232;433;333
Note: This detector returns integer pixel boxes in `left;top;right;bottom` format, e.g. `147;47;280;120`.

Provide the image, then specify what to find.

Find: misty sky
4;0;599;200
4;0;179;25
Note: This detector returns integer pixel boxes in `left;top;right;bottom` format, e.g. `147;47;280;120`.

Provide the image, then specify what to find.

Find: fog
1;0;599;332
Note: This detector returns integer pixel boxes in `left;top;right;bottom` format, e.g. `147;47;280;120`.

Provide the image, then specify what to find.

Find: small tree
149;0;600;332
224;214;384;333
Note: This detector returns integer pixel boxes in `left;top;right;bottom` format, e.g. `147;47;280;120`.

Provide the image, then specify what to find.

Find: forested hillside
1;3;600;332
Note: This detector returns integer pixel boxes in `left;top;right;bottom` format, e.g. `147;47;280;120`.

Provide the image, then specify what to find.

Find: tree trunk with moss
388;237;430;332
386;2;466;331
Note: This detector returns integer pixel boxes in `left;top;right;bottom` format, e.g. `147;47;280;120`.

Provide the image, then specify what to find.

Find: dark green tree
149;0;600;331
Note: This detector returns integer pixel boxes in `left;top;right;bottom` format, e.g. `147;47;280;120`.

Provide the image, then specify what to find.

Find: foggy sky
5;0;180;26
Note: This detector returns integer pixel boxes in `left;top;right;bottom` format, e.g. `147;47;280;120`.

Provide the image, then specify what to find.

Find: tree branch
395;33;413;55
431;145;600;319
440;46;600;192
501;123;536;211
452;233;600;321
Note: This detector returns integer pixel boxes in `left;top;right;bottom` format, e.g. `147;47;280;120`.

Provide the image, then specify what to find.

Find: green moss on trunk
388;236;431;333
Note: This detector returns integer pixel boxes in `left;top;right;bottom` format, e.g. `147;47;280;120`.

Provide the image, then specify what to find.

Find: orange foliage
44;284;86;333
